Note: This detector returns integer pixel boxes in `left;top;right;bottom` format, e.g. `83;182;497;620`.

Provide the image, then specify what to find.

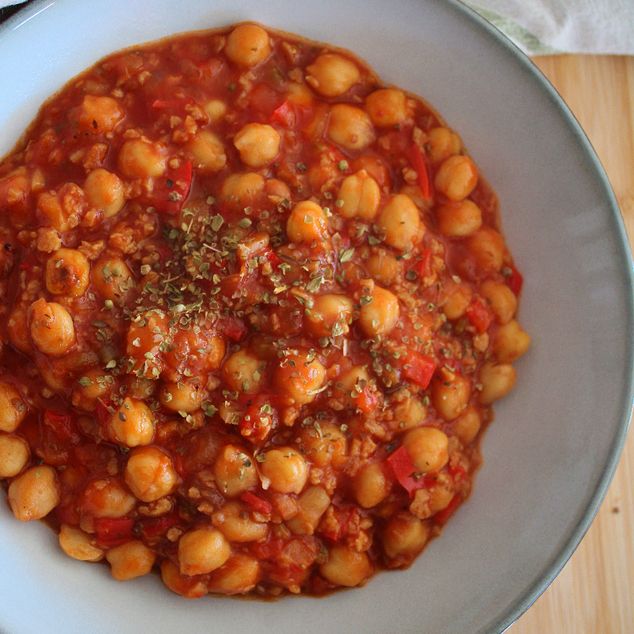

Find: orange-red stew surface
0;23;530;597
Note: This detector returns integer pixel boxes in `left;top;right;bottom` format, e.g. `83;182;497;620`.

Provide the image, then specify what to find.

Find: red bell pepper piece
270;100;295;127
506;264;524;296
152;160;193;215
401;351;437;389
407;143;432;200
355;386;378;414
417;247;433;278
139;513;180;541
42;410;80;444
217;315;247;342
240;491;273;516
465;298;493;333
434;494;462;526
386;447;436;496
94;517;135;548
240;399;277;443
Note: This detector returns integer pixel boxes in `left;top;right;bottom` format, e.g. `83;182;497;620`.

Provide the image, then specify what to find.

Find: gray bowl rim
1;1;633;632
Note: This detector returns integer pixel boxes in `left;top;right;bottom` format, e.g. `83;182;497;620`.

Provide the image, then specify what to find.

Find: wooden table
511;55;634;634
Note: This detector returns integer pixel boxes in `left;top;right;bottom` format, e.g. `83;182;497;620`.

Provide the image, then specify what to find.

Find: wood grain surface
511;55;634;634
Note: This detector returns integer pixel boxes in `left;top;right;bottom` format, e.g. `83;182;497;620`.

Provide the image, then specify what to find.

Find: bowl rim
1;1;633;632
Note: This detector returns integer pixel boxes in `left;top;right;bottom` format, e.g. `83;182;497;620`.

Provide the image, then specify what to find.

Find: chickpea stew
0;23;530;597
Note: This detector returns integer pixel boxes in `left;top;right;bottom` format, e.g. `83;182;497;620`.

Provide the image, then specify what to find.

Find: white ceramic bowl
0;1;632;633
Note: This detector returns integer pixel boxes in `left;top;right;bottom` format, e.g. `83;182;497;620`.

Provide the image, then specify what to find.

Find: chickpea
296;422;347;468
431;368;471;420
335;365;371;407
109;397;155;447
480;280;517;324
106;540;156;580
0;433;30;477
207;554;260;595
29;298;75;356
305;294;353;338
225;24;271;67
84;168;125;218
428;480;454;516
376;194;421;251
36;184;85;233
204;99;227;123
160;380;204;413
260;447;308;494
274;351;326;405
286;200;329;244
365;88;408;127
45;248;90;297
354;462;390;508
222;349;265;394
124;446;177;502
287;486;331;535
436;200;482;237
466;228;506;274
234;123;280;168
220;172;265;207
337;170;381;221
214;445;258;497
453;405;481;445
493;320;531;363
426;127;462;164
78;95;124;133
118;139;166;179
179;527;231;576
479;362;516;404
434;155;478;202
187;130;227;172
160;560;207;598
383;513;430;560
358;285;400;337
91;257;134;303
8;465;60;521
393;396;427;431
212;501;268;542
366;250;400;286
403;427;449;473
306;53;360;97
7;307;30;354
81;478;136;519
59;524;104;562
327;104;375;151
441;283;472;320
0;381;27;432
320;546;372;587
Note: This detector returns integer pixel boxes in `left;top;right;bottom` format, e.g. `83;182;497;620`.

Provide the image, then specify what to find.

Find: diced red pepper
270;100;295;127
407;143;432;200
139;513;180;541
401;351;437;389
240;491;273;516
217;315;247;342
152;160;193;215
417;248;433;278
318;506;358;542
507;264;524;296
355;386;378;414
449;463;467;483
239;399;277;443
386;446;436;496
42;410;80;444
434;494;462;526
262;247;282;268
94;517;135;548
465;298;493;333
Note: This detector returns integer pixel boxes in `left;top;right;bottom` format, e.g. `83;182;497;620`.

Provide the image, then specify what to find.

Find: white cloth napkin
465;0;634;55
1;0;633;55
